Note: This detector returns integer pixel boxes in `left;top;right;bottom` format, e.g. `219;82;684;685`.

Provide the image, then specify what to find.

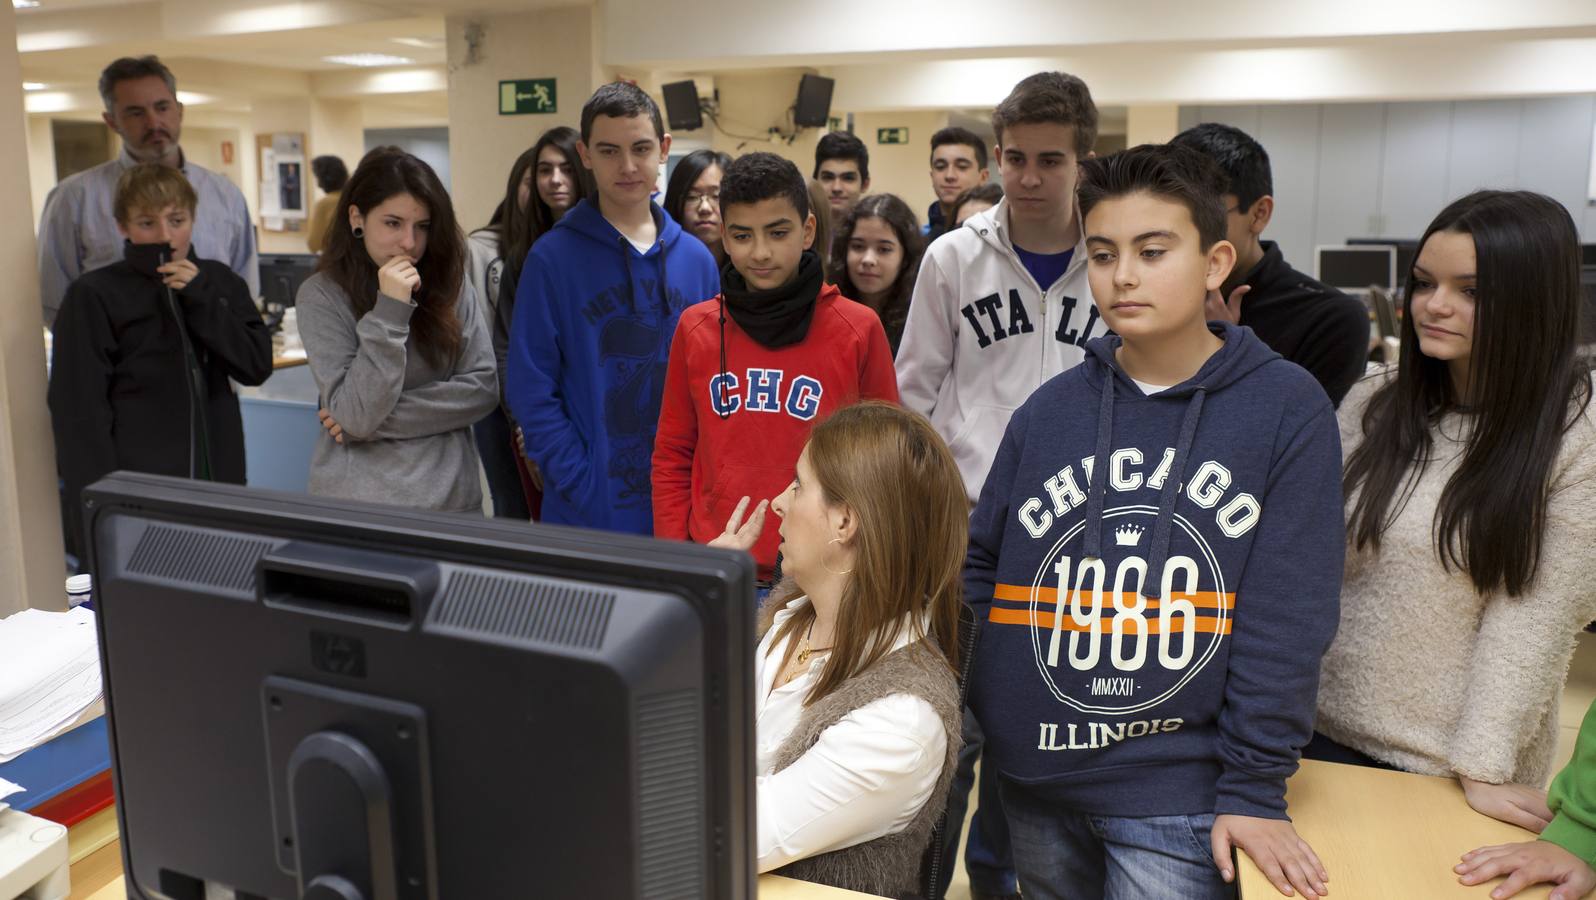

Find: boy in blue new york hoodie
965;144;1343;899
506;83;719;533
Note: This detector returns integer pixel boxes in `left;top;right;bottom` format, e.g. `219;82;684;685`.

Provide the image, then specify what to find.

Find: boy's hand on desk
1456;840;1596;900
1213;814;1329;898
1461;776;1554;833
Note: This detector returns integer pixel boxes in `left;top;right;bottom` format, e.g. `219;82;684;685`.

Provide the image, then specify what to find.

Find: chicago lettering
708;368;823;421
1036;717;1184;751
1016;451;1261;540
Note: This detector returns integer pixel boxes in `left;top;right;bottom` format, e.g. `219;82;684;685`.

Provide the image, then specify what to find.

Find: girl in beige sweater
1313;189;1596;834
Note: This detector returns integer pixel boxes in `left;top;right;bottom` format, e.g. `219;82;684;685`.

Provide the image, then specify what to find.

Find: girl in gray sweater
296;147;497;513
1313;190;1596;834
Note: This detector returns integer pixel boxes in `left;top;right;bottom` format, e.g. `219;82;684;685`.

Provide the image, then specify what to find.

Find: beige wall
26;114;56;229
849;110;951;227
1;4;66;615
444;6;597;233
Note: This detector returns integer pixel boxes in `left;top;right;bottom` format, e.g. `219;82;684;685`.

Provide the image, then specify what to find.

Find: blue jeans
1000;781;1234;900
934;708;1017;896
471;406;530;519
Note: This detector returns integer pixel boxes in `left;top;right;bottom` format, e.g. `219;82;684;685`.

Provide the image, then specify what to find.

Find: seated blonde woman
712;401;967;897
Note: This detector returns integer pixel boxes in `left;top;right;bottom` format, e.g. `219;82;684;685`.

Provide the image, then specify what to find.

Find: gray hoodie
296;272;498;512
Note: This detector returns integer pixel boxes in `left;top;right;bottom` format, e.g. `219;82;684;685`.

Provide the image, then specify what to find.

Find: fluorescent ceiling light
13;0;41;8
177;91;214;105
391;37;443;49
22;82;46;91
323;53;414;67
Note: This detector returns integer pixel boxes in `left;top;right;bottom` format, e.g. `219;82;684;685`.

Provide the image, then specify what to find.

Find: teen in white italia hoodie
895;198;1102;502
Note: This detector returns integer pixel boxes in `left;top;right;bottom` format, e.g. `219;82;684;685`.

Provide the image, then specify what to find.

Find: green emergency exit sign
500;79;557;115
877;127;909;145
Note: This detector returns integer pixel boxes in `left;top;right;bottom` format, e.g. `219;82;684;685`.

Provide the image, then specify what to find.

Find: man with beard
37;55;258;329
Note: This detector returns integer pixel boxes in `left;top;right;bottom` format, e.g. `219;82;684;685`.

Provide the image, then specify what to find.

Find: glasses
685;191;720;208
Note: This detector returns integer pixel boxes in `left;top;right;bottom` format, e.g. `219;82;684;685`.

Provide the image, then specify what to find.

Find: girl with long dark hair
296;146;497;512
832;194;924;355
664;148;733;267
1313;190;1596;833
468;127;590;518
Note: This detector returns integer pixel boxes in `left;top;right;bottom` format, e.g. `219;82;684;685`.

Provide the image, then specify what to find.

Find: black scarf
719;250;824;349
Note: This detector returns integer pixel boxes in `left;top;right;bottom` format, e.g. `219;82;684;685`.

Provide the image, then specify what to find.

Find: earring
351;225;364;239
821;537;854;577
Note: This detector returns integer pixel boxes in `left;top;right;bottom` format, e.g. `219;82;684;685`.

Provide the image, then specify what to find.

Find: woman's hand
377;255;420;301
158;258;200;292
1212;814;1329;897
1457;840;1596;899
318;408;345;444
707;496;768;552
1462;776;1554;833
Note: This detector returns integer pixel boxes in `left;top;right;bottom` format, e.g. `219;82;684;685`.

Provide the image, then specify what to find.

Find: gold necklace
796;620;831;666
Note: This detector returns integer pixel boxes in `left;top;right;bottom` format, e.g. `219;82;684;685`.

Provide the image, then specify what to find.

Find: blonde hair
761;401;968;705
807;178;832;280
113;163;197;225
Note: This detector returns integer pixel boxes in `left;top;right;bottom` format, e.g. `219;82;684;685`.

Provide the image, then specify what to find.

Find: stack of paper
0;776;22;812
0;608;102;764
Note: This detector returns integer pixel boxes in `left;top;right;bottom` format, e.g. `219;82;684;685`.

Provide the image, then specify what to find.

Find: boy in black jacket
49;163;271;553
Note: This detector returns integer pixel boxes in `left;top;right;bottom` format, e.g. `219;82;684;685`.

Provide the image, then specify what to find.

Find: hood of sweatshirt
1075;322;1281;598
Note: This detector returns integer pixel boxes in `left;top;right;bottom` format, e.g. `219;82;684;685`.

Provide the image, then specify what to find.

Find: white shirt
36;148;259;329
753;597;948;873
1130;377;1171;396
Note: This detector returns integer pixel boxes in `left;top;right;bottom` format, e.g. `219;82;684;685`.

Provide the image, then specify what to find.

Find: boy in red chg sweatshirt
652;152;898;579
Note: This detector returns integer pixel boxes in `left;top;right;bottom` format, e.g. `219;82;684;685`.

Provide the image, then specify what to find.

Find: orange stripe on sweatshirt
992;582;1236;610
987;606;1234;635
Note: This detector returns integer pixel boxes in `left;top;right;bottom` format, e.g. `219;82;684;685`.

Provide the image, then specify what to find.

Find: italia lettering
957;289;1094;350
1017;451;1261;539
1036;718;1184;750
707;368;826;421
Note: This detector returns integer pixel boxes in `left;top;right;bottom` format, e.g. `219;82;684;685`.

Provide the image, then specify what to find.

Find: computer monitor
1315;245;1397;292
259;254;319;313
1582;244;1596;268
82;473;756;900
1346;238;1418;289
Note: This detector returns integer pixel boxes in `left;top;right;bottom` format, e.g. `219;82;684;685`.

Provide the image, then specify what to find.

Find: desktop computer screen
258;254;320;319
1315;245;1397;292
1346;238;1418;288
81;473;757;900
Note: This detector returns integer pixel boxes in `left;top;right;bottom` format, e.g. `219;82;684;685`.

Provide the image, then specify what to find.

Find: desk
67;832;878;899
1238;760;1551;898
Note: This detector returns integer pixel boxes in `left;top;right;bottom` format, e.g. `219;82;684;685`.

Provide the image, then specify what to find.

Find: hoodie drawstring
717;297;730;420
1082;373;1117;560
1144;388;1207;599
1082;372;1210;600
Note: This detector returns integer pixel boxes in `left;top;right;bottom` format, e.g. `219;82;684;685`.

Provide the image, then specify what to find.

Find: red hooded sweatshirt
651;283;899;576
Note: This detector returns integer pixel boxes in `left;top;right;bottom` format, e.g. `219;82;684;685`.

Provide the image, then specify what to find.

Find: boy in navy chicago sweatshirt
964;144;1343;899
506;82;719;533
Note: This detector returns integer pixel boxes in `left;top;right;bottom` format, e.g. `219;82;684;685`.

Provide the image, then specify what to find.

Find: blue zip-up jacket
965;322;1344;820
505;197;719;532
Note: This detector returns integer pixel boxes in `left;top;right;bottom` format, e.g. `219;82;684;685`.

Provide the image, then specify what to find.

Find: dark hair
663;148;733;229
318;146;465;369
720;152;810;221
991;71;1098;157
497;127;591;289
1169;123;1274;212
1077;143;1228;249
832;194;924;346
98;55;177;113
930;126;988;171
580;81;664;143
950;182;1005;225
311;155;349;193
813;131;870;182
1344;190;1592;597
